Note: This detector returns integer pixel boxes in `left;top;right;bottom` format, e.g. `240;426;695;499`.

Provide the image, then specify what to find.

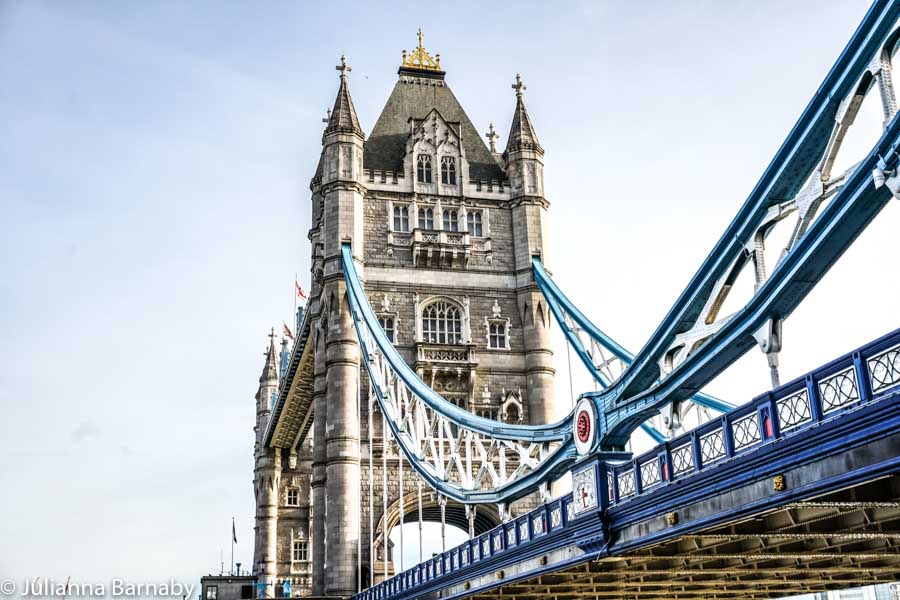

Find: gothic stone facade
252;39;555;598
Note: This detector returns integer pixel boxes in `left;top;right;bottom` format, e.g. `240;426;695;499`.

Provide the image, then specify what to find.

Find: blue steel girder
532;257;734;415
594;113;900;447
341;244;579;504
577;1;900;449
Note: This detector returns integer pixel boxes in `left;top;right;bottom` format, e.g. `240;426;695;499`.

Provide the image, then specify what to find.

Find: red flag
296;279;307;300
283;323;294;340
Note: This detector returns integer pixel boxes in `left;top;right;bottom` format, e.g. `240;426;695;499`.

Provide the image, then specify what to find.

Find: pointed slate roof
259;333;279;384
504;74;542;156
364;74;506;182
324;55;364;138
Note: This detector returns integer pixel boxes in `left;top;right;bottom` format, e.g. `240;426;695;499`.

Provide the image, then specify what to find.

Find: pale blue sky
2;0;898;591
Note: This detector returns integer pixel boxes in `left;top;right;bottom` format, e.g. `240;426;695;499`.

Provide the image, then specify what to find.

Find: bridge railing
606;327;900;506
354;327;900;600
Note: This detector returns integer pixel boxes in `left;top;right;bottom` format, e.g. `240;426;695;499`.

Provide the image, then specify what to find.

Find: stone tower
252;32;556;598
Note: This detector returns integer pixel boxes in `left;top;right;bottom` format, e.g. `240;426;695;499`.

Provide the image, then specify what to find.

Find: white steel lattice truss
360;318;561;498
550;284;724;440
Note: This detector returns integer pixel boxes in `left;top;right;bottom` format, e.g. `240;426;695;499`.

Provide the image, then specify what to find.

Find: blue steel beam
597;114;900;447
532;257;734;414
609;0;900;405
353;327;900;600
342;244;579;503
341;244;572;441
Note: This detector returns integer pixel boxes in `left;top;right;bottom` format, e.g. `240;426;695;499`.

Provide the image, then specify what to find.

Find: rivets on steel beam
539;555;548;566
666;511;678;525
496;569;505;580
773;474;786;491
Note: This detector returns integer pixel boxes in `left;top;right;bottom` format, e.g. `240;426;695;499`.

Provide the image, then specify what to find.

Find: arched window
418;207;434;230
466;211;483;236
393;205;409;231
378;316;396;343
488;322;506;349
441;156;457;185
421;301;462;344
417;155;433;183
442;209;459;232
505;404;520;423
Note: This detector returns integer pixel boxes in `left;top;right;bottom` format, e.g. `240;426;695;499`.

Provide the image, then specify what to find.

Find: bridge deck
357;330;900;600
469;478;900;600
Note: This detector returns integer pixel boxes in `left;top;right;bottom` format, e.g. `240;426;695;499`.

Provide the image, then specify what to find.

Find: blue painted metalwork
586;0;900;444
533;257;734;415
342;244;579;503
352;327;900;600
342;245;572;442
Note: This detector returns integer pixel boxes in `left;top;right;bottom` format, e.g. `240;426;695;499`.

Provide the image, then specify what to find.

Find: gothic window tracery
466;211;483;236
393;205;410;231
418;206;435;229
488;322;507;349
292;541;308;562
421;300;463;344
417;154;433;183
442;209;459;232
441;156;457;185
500;391;524;424
378;316;396;343
285;487;300;507
485;300;511;350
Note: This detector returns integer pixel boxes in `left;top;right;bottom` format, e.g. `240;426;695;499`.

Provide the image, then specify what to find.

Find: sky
1;0;899;593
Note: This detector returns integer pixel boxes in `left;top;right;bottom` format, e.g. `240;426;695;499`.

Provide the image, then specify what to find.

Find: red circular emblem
576;410;591;443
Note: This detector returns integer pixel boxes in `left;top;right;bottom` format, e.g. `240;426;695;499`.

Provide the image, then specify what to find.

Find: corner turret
503;74;544;198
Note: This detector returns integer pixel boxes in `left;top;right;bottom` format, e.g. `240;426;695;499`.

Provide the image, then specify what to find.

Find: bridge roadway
356;329;900;600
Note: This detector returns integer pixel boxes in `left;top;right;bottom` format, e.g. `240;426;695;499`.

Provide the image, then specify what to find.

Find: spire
260;327;279;384
324;55;364;138
485;123;499;154
504;74;542;156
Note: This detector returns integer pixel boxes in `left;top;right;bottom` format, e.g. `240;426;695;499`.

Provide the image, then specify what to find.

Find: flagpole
231;516;235;575
293;273;298;325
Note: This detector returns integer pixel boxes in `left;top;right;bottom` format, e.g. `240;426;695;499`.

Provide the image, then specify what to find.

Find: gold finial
401;28;442;71
336;54;351;79
512;73;526;98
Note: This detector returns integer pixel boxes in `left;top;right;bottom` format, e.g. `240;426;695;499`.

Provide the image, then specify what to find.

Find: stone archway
370;491;501;581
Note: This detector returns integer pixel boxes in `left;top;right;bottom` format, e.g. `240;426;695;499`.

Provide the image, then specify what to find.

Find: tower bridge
248;3;900;598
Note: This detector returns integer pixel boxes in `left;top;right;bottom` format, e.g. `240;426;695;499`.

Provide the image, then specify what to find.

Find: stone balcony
412;229;471;268
415;342;478;401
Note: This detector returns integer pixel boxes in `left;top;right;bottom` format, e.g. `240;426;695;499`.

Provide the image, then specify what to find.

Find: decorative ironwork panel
518;520;529;541
700;429;726;463
550;506;562;528
819;366;860;412
672;443;694;475
532;513;545;535
640;458;661;488
869;344;900;394
506;527;516;547
617;470;636;497
482;538;490;557
731;412;761;451
492;534;502;552
472;543;480;561
776;390;812;430
566;501;575;521
461;549;468;566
